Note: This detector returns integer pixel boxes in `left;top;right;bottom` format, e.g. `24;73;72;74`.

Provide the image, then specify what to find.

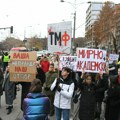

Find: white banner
76;48;107;73
109;54;119;64
59;56;77;71
47;21;72;54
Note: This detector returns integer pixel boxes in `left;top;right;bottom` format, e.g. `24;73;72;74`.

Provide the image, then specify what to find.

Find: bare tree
27;36;42;50
1;37;24;50
86;1;116;50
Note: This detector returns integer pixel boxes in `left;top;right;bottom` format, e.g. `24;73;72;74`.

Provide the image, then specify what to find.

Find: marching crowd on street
0;51;120;120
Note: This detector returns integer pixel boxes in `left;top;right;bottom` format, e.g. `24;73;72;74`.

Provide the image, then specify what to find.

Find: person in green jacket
43;63;58;116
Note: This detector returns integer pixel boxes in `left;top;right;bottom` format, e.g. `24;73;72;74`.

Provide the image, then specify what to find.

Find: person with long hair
51;67;74;120
105;76;120;120
78;73;96;120
22;79;50;120
94;73;108;120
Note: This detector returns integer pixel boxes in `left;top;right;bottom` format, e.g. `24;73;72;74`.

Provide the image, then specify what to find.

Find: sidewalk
0;89;22;120
0;86;78;120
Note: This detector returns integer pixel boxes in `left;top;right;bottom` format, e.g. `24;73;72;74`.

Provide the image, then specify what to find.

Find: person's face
118;69;120;76
61;69;69;78
49;65;54;71
85;76;92;84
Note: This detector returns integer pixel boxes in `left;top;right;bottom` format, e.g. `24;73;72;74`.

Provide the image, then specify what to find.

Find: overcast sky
0;0;119;40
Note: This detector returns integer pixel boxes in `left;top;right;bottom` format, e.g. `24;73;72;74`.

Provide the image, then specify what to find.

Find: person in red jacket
40;56;50;73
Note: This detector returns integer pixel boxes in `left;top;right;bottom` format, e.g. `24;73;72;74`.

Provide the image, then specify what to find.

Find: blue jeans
55;107;70;120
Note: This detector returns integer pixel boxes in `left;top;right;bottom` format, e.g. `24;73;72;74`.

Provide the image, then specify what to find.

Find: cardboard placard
9;51;37;82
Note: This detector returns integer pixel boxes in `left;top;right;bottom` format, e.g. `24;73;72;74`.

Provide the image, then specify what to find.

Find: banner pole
58;55;60;79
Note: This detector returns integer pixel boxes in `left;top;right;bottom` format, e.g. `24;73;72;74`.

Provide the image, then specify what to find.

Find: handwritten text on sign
10;51;37;82
59;56;77;71
76;48;106;73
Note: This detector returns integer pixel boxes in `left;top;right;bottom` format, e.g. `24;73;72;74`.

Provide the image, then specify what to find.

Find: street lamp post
73;11;76;55
60;0;90;55
60;0;77;55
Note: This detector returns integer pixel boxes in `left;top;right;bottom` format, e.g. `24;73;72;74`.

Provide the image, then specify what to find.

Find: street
0;85;78;120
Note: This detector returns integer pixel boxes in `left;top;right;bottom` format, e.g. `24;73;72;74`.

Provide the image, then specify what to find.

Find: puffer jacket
22;93;50;120
51;77;74;109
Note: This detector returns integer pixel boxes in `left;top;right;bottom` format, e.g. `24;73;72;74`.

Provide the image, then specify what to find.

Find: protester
22;79;50;120
105;76;120;120
2;66;15;114
0;67;3;96
78;72;96;120
50;56;59;70
40;56;50;73
115;67;120;85
109;60;118;76
20;61;43;111
20;82;31;111
2;52;10;72
43;63;58;116
94;72;108;120
36;61;46;86
51;67;74;120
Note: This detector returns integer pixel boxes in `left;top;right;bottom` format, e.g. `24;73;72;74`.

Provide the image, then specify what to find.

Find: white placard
109;54;119;64
47;21;72;54
76;48;107;73
59;56;77;71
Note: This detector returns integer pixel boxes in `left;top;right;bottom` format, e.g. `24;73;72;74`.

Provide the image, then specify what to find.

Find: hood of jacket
26;93;46;99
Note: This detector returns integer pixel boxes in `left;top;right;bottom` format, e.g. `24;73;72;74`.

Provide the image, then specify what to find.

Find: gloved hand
53;78;61;92
56;85;61;92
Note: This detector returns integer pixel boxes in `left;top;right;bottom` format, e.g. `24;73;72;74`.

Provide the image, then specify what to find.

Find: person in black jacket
78;72;96;120
36;62;45;86
94;73;108;120
109;60;118;76
105;76;120;120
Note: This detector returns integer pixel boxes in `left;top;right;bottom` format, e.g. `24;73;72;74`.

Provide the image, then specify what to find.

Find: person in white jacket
51;67;74;120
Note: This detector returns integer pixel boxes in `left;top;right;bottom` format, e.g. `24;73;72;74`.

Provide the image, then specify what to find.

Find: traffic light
10;26;13;33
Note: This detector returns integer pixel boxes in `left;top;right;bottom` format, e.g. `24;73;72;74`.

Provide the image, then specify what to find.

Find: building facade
85;2;104;48
85;2;104;32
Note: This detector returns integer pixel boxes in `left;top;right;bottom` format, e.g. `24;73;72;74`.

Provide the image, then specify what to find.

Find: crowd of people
0;51;120;120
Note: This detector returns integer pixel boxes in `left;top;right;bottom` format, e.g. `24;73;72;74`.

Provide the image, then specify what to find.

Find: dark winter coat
22;93;50;120
0;71;3;96
78;79;96;120
36;67;46;85
4;72;15;105
109;63;118;76
20;82;31;111
95;78;108;102
105;85;120;120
